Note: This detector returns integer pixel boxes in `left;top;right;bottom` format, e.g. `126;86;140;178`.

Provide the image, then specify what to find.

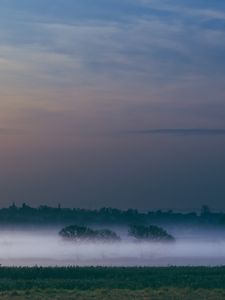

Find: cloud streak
1;0;225;90
125;129;225;136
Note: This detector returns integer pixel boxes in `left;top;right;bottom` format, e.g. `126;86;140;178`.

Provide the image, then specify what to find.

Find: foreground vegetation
1;288;225;300
0;267;225;299
0;267;225;290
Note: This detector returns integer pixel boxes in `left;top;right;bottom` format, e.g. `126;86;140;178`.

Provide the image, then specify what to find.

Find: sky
0;0;225;210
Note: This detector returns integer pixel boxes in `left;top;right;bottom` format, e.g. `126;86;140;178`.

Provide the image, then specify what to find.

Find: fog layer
0;228;225;266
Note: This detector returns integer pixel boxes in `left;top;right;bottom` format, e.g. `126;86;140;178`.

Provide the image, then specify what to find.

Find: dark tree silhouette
59;225;120;242
59;225;96;240
128;224;175;242
0;204;222;227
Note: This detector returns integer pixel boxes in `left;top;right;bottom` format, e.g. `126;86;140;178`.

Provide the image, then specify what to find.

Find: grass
1;288;225;300
0;266;225;290
0;267;225;299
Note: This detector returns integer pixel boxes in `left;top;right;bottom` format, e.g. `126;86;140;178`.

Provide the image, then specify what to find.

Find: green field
0;267;225;299
1;288;225;300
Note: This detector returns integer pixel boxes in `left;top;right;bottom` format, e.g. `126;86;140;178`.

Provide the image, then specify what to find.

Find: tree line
0;203;224;226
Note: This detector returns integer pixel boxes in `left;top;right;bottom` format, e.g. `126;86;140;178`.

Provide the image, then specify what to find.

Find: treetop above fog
128;224;175;242
59;224;175;243
59;225;120;242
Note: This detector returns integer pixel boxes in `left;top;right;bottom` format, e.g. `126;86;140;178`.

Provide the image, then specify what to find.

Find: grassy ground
0;266;225;290
1;289;225;300
0;267;225;299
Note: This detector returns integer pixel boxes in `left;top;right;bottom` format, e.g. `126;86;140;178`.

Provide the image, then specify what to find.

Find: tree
128;224;175;242
59;225;120;242
59;225;96;240
201;205;211;216
96;229;120;241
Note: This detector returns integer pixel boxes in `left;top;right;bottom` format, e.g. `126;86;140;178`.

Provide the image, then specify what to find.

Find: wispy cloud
125;129;225;136
1;0;225;91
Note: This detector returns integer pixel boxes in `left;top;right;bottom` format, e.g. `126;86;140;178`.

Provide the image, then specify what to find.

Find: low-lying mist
0;227;225;266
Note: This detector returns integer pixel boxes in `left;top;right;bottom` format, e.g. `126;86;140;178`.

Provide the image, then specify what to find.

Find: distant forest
0;203;225;226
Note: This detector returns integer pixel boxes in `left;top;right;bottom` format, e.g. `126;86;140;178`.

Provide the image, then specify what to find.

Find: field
1;288;225;300
0;267;224;299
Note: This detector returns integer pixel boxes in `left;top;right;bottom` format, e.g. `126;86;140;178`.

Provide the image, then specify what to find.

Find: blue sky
0;0;225;210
